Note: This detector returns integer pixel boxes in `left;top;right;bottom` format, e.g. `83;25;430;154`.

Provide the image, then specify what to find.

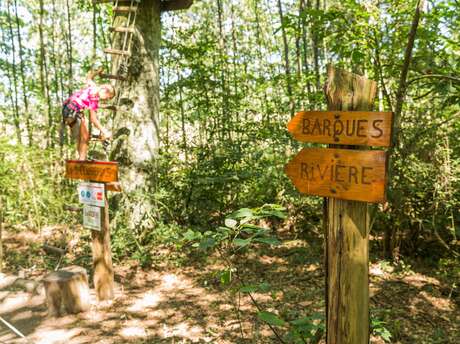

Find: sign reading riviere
285;148;387;203
287;111;393;147
66;160;118;183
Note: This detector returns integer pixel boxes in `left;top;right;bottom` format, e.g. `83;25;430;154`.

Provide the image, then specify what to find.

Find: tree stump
43;266;90;316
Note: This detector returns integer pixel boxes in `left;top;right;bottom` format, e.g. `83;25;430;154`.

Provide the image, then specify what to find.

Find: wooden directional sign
66;160;118;183
287;111;393;147
285;148;388;203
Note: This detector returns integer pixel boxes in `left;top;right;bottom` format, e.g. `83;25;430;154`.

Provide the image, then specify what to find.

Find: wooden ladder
93;0;141;112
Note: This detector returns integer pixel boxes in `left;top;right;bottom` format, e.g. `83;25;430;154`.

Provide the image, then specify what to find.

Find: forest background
0;1;459;341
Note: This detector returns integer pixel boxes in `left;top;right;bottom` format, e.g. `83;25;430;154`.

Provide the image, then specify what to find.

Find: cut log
43;266;90;316
104;48;131;57
161;0;193;12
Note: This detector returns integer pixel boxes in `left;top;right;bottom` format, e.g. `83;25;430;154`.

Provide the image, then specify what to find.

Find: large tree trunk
110;0;161;227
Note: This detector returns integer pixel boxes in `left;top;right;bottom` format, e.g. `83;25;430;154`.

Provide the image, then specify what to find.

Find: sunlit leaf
257;311;286;327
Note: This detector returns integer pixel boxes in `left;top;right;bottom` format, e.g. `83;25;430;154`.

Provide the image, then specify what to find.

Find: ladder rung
92;0;140;4
104;48;131;56
100;73;126;81
109;26;135;34
100;104;117;111
114;6;138;13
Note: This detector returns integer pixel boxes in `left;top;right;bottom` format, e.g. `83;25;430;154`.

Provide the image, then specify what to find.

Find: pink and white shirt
65;81;100;112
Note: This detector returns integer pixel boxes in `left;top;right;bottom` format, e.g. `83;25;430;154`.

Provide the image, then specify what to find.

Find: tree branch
392;0;426;149
408;74;460;85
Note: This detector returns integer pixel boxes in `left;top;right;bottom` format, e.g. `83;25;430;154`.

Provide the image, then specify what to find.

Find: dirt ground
0;226;458;343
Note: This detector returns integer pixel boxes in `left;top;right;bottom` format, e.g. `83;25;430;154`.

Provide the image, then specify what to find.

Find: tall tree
277;0;295;117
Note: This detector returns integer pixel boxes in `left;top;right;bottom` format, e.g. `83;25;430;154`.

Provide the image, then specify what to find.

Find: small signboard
83;205;101;231
78;182;105;207
285;147;388;203
66;160;119;183
287;111;393;147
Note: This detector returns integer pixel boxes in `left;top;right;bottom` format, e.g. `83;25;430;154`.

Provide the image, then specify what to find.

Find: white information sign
78;182;105;207
83;205;101;231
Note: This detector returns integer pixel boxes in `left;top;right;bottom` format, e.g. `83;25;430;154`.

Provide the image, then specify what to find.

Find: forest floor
0;224;458;344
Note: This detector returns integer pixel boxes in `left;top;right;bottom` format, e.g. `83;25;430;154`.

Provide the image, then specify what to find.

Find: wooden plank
104;48;131;57
285;147;387;203
65;160;119;183
109;26;135;33
287;111;393;147
93;0;139;3
100;73;126;81
114;6;138;13
161;0;193;12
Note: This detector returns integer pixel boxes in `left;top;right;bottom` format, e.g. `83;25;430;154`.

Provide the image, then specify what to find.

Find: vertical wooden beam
91;189;114;300
0;199;3;273
324;65;377;344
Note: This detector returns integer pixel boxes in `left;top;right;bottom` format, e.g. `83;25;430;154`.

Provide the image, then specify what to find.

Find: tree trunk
312;0;321;92
179;79;187;160
385;0;425;259
324;65;377;344
38;0;53;146
277;0;295;117
65;0;74;94
216;0;229;140
13;0;31;145
110;0;161;228
6;0;21;144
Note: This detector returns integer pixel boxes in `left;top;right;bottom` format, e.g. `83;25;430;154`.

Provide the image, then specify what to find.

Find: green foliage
371;317;392;343
0;139;74;228
180;204;285;253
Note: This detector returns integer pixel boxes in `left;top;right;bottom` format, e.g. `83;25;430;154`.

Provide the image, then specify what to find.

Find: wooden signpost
65;160;118;183
287;111;393;147
285;65;393;344
285;148;387;203
65;160;118;301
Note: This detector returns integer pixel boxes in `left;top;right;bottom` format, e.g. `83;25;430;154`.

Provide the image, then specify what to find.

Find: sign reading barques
285;148;388;203
83;205;101;231
66;160;118;183
287;111;393;147
78;182;105;207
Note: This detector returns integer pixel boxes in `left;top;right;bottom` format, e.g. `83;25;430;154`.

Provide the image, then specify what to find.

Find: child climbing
61;68;115;160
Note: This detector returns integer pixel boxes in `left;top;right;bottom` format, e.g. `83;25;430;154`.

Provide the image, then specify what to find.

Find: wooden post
91;189;114;300
324;65;377;344
0;200;3;273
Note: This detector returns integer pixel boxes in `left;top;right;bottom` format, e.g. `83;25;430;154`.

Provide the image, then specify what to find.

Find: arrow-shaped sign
287;111;393;147
285;147;388;203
